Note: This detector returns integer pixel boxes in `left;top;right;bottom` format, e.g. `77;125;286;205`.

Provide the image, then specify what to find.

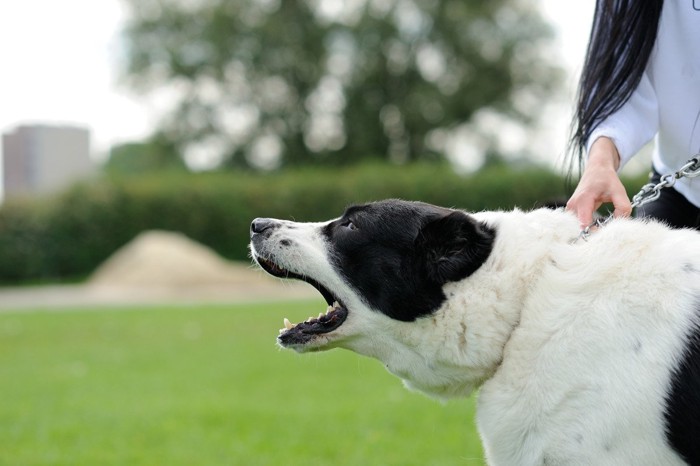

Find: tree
121;0;561;169
105;133;187;175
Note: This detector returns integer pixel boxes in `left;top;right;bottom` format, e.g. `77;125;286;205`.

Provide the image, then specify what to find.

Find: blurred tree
106;133;187;175
121;0;561;169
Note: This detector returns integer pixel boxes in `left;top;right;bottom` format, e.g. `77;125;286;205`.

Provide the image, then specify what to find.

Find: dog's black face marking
323;200;495;322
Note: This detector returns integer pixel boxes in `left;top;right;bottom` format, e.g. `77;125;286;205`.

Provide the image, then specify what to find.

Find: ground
0;272;316;311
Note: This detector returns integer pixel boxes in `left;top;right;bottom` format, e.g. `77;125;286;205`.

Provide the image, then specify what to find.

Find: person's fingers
611;190;633;218
566;194;596;229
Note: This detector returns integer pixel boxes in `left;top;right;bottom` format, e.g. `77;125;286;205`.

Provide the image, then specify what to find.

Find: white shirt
587;0;700;207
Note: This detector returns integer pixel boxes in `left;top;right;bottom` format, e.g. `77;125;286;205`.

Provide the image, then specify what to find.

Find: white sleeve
585;71;659;170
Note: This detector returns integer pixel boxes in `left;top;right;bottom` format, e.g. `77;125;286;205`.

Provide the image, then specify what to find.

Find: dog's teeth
284;318;294;330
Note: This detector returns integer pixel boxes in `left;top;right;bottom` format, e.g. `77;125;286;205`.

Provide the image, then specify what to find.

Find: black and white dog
249;199;700;465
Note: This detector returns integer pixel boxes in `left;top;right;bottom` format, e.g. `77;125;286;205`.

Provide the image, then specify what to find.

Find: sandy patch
0;230;316;311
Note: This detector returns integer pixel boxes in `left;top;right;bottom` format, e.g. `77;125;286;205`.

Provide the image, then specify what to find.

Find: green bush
0;161;647;284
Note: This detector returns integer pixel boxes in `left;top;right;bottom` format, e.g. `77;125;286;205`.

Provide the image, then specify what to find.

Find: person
566;0;700;230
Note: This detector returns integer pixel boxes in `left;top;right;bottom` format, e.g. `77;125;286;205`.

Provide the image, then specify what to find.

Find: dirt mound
89;230;264;288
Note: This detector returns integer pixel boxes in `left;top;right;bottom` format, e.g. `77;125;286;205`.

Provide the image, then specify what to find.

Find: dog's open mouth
254;256;348;347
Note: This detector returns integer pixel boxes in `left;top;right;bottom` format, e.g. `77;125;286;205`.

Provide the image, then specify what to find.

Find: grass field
0;300;485;465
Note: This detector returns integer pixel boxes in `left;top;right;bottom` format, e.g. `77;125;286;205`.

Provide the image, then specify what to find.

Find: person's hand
566;137;632;229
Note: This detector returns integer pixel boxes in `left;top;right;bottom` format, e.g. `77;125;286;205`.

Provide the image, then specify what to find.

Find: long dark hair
568;0;664;173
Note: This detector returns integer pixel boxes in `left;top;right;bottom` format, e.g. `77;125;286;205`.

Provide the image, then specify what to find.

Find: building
2;124;93;199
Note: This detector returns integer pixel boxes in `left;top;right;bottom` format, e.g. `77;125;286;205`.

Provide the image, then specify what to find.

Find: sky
0;0;595;164
0;0;151;161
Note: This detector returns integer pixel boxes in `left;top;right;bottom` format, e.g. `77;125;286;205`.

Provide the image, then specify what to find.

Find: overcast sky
0;0;595;162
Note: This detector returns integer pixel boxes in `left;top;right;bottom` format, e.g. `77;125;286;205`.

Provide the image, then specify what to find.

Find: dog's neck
347;209;580;399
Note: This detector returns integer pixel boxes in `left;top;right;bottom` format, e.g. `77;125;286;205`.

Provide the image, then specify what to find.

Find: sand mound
89;230;263;288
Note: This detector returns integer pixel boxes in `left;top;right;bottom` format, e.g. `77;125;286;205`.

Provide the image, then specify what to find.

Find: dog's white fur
253;208;700;465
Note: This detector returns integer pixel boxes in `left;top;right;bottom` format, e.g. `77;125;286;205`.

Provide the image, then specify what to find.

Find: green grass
0;300;485;465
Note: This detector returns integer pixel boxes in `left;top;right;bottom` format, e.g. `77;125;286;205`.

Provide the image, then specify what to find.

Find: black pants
635;168;700;230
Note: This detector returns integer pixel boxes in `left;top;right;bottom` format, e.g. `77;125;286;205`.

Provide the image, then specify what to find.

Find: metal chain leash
576;155;700;242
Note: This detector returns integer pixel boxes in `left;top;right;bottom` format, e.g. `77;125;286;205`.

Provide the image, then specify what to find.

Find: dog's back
476;215;700;465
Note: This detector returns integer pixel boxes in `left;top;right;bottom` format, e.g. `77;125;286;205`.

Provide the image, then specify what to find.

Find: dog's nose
251;218;277;235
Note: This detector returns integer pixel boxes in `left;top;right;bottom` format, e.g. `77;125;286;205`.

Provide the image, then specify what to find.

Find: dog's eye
342;220;357;231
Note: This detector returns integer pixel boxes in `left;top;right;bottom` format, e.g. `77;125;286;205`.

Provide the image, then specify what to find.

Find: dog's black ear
417;211;495;284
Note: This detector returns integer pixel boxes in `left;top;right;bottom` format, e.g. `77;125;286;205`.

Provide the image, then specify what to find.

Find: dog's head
249;199;495;357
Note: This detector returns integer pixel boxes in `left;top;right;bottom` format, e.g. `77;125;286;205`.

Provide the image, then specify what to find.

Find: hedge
0;162;647;284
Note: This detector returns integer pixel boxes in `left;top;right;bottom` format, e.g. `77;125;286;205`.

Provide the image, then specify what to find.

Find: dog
249;199;700;465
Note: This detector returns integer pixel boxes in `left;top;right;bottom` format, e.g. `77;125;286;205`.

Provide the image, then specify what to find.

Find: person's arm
586;72;659;167
567;72;659;228
566;137;630;228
